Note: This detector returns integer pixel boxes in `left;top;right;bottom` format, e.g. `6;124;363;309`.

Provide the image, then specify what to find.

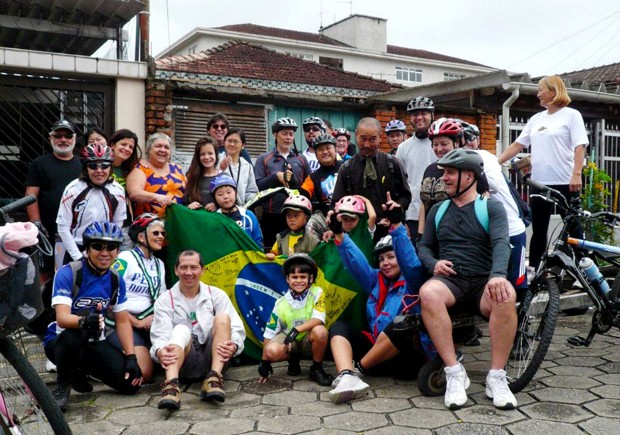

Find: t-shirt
198;174;218;207
516;107;588;185
263;286;326;340
302;149;320;173
24;154;81;237
396;135;437;221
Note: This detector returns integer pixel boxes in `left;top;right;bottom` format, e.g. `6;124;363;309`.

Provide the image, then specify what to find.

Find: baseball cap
50;120;75;133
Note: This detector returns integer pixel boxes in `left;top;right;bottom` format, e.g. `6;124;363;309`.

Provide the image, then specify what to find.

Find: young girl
186;136;220;211
220;128;258;205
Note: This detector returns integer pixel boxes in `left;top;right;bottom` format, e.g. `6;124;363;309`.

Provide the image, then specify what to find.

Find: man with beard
25;119;82;277
301;117;326;173
395;97;438;238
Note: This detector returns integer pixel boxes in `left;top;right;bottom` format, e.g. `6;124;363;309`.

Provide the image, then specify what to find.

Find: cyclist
108;214;167;382
417;148;517;410
385;120;407;154
332;128;352;162
302;117;326;173
44;222;142;411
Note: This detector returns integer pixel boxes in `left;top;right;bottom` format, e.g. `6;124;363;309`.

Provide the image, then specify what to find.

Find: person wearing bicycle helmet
333;195;376;236
107;214;167;382
385;120;407;154
332;128;352;161
56;143;127;265
266;194;319;260
459;120;481;150
396;96;438;238
45;221;142;411
258;254;333;386
326;198;430;404
255;118;310;249
417;148;517;410
302;117;326;173
298;133;343;215
210;174;263;247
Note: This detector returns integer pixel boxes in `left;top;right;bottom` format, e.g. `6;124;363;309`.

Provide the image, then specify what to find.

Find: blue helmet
385;120;407;133
209;174;237;195
83;221;124;246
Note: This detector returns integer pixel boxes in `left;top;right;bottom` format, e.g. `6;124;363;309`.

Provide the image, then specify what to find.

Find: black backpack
503;174;532;227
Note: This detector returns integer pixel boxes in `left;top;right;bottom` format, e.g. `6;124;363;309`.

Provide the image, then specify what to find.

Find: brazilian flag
165;204;374;360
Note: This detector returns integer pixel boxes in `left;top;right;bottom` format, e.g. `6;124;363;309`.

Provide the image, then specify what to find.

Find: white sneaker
331;365;362;387
444;364;470;409
485;369;517;409
45;359;57;373
328;372;369;404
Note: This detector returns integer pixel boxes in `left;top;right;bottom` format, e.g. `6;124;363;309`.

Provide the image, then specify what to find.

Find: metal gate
0;73;114;200
592;119;620;212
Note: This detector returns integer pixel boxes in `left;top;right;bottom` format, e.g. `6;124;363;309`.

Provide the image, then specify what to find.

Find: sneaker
485;369;517;409
51;383;71;412
331;366;362;387
72;370;93;393
158;378;181;410
328;371;369;404
201;370;225;402
526;266;535;285
444;364;470;409
461;326;482;347
45;359;57;373
309;365;334;386
287;355;301;376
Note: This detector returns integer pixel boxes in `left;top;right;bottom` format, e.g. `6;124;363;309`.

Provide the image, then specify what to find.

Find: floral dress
133;162;187;217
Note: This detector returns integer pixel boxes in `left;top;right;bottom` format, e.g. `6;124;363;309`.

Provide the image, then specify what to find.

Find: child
210;174;263;248
258;254;333;386
265;194;319;260
186;136;220;211
334;195;376;237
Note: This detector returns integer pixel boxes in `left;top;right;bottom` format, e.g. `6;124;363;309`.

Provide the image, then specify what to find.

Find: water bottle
579;257;610;296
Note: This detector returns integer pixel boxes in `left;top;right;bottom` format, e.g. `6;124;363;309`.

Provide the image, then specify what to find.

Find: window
444;72;467;81
285;52;314;61
319;56;343;70
188;45;197;55
395;66;422;83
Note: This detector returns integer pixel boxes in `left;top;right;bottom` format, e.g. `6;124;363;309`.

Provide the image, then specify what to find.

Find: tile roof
386;45;487;68
558;62;620;89
156;41;398;93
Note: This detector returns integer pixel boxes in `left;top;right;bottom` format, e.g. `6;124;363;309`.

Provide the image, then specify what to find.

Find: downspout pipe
500;84;520;156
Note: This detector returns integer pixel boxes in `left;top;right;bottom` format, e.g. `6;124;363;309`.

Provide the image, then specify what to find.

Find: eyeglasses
303;126;322;133
150;230;166;237
51;132;74;139
211;124;228;130
89;242;119;252
86;162;112;170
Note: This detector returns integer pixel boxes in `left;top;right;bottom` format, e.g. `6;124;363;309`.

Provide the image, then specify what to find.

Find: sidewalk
49;311;620;434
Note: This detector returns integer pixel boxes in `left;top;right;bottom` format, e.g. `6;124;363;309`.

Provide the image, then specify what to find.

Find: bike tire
609;271;620;304
0;337;72;434
506;276;560;393
417;355;446;397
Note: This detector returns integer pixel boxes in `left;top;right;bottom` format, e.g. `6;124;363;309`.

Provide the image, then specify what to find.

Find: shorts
271;332;313;357
106;328;151;351
178;333;229;381
430;274;489;318
507;232;528;291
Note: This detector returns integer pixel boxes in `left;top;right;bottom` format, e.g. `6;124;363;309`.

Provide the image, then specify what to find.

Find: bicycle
0;196;71;434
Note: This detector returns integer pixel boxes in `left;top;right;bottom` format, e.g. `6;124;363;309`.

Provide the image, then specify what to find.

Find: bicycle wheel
506;276;560;393
0;337;71;434
417;355;446;397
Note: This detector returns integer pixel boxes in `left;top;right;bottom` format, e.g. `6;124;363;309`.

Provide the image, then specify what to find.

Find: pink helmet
282;194;312;215
335;195;366;217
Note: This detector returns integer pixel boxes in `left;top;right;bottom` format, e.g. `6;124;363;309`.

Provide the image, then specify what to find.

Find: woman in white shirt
498;75;587;269
219;127;258;205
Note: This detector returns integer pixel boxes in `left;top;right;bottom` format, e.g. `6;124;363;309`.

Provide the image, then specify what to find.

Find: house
156;15;496;88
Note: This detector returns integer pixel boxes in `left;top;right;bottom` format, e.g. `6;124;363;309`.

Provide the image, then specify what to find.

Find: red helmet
81;143;114;163
282;194;312;215
331;128;351;140
428;118;463;142
128;213;162;242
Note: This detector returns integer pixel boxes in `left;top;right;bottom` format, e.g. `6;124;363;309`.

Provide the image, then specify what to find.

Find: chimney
320;15;387;53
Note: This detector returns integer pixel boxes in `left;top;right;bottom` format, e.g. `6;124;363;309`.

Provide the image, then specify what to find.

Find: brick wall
145;80;173;138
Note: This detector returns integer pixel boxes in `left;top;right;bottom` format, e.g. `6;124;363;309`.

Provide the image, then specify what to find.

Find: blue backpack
434;195;489;234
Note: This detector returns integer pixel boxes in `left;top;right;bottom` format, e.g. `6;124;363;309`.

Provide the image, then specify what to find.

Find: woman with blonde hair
498;75;587;270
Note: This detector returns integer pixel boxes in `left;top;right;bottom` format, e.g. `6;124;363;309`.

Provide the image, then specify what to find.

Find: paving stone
93;391;151;409
256;415;321;434
217;391;262;409
366;427;431;435
434;422;509;434
598;361;620;374
301;429;357;435
469;390;534;407
603;350;620;362
507;419;585;435
561;347;611;357
593;373;620;385
374;383;421;399
584;398;620;418
351;397;411;413
191;417;255;435
519;402;592;423
455;405;524;425
123;420;190;435
107;405;163;425
364;375;396;390
390;407;456;429
64;404;110;425
590;384;620;399
290;400;347;417
547;365;604;377
226;364;264;382
70;420;125;434
579;416;620;434
168;405;230;422
291;378;333;392
539;374;601;388
554;356;608;367
324;410;388;432
230;404;290;419
529;387;598;404
262;389;317;406
410;394;448;410
242;377;292;395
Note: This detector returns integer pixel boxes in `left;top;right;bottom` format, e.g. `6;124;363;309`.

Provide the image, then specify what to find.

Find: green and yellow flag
165;204;373;360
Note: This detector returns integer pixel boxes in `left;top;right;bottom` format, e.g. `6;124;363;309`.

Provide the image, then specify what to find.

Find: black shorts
430;274;489;318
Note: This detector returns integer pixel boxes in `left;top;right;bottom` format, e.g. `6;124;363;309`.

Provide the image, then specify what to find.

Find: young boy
258;254;333;386
210;174;263;248
266;194;319;260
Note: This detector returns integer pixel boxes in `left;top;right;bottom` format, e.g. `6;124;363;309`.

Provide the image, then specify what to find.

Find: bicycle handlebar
0;195;36;216
523;175;567;205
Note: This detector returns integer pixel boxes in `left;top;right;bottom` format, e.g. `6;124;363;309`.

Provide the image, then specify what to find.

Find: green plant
581;162;614;244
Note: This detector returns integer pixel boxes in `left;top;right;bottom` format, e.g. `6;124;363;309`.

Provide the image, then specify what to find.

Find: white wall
115;78;145;148
321;16;387;53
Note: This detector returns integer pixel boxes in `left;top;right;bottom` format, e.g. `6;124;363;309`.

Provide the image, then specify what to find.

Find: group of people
24;74;588;413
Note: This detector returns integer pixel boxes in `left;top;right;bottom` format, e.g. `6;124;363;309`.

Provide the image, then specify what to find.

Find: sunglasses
211;124;228;130
86;162;112;170
150;230;166;237
51;132;74;139
89;242;119;252
303;126;322;133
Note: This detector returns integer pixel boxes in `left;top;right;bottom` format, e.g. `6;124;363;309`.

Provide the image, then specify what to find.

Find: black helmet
407;96;435;113
437;148;484;179
458;120;480;143
302;117;326;132
374;235;393;257
282;253;318;278
272;117;298;133
311;133;336;148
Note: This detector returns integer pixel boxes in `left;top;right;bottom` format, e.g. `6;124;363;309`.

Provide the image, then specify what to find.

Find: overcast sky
142;0;620;78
